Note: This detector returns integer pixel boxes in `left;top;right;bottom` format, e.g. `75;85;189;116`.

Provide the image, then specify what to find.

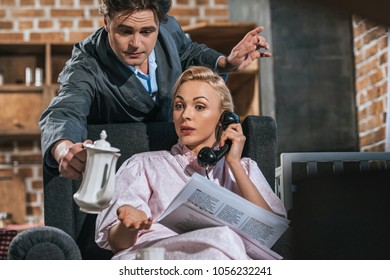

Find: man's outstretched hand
217;26;271;73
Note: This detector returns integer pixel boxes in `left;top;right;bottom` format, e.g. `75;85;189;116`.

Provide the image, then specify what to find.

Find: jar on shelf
25;67;32;86
35;67;43;86
0;69;4;85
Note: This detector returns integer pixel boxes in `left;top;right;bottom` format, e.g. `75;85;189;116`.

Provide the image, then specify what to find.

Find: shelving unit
0;42;73;137
182;22;261;119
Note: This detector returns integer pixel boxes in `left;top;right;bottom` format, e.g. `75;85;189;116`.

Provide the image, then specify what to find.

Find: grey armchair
8;116;282;260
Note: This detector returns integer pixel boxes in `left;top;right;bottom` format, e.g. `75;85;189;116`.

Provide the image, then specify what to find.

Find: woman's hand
117;204;153;231
220;123;246;167
220;124;275;214
108;205;153;253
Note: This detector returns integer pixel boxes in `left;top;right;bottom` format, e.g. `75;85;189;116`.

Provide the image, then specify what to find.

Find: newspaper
158;173;290;260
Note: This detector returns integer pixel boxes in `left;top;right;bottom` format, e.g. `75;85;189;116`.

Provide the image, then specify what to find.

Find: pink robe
95;142;287;260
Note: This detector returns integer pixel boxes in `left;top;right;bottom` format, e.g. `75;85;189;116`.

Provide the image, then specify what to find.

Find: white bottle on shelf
25;67;32;86
35;67;42;86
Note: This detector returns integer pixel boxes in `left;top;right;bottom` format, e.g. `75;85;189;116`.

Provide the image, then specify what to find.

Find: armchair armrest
7;226;81;260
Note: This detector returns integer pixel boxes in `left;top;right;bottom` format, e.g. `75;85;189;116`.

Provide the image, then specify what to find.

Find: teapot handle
98;153;120;194
100;163;109;189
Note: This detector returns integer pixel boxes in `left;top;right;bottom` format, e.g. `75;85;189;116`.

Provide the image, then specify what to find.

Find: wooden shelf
0;42;74;137
0;85;44;92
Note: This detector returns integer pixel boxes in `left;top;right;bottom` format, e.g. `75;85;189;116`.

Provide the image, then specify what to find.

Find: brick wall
0;139;43;223
353;16;388;152
0;0;230;223
0;0;230;42
171;0;229;26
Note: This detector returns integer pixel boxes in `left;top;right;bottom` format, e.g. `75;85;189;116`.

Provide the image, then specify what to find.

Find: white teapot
73;130;121;213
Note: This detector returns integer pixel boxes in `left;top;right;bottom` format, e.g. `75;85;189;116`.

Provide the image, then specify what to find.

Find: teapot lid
84;130;120;152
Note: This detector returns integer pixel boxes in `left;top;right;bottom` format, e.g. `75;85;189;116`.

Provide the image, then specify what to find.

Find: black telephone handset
197;111;240;168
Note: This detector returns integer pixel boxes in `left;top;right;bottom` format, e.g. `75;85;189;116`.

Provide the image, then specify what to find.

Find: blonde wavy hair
172;66;234;112
172;66;235;141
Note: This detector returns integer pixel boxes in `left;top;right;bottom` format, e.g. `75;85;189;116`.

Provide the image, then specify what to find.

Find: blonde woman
95;66;286;259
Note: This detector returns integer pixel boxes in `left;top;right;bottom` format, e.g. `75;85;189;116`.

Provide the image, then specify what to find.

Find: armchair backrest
43;116;277;259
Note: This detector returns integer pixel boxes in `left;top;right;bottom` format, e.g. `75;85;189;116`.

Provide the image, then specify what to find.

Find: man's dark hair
99;0;168;23
157;0;172;14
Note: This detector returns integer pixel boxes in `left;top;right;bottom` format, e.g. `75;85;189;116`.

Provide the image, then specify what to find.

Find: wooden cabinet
182;22;261;119
0;43;73;137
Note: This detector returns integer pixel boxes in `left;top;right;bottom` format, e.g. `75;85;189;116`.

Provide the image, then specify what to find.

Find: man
39;0;271;180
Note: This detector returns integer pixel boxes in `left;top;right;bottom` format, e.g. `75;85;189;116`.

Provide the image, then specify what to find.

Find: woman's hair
99;0;167;23
172;66;235;141
172;66;234;113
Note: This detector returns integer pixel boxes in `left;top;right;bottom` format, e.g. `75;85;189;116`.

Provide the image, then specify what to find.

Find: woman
95;66;287;260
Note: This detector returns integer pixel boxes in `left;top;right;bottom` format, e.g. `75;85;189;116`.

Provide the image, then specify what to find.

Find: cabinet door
227;61;260;118
0;87;43;135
